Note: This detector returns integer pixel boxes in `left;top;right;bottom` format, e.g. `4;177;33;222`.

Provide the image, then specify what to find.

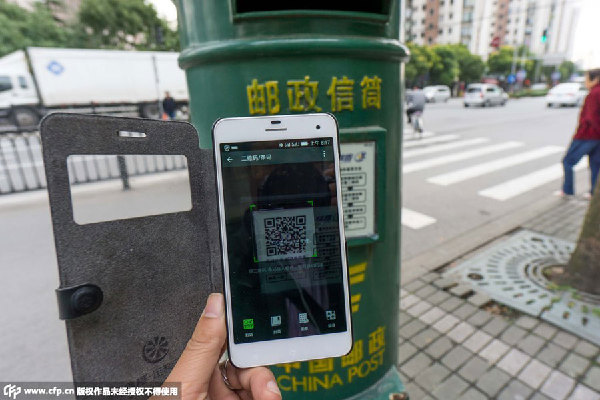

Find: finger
208;364;239;400
224;363;281;400
165;293;227;400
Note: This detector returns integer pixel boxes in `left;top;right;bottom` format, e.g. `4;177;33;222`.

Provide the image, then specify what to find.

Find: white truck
0;47;189;129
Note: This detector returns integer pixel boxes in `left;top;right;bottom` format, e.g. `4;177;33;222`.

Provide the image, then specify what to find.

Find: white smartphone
212;113;352;368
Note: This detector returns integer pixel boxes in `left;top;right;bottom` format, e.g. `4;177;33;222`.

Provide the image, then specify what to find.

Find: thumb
166;293;227;400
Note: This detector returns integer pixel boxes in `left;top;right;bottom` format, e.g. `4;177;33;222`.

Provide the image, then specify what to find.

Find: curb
401;195;564;284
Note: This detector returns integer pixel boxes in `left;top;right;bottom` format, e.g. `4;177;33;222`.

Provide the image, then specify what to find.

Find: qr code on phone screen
253;208;315;261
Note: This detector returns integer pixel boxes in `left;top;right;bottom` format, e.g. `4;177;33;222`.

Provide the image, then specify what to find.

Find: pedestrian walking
162;91;177;120
559;68;600;198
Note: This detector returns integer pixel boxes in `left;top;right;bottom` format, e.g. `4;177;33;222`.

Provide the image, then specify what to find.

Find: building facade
406;0;582;64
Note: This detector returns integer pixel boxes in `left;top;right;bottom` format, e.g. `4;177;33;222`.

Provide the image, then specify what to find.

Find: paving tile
400;294;420;309
537;342;568;368
404;279;427;293
573;340;599;359
419;306;446;325
482;317;510;337
553;331;579;350
400;352;432;379
500;325;528;346
407;300;433;318
583;366;600;392
467;310;493;327
432;314;460;334
460;388;488;400
400;288;408;298
410;328;441;349
569;384;600;400
422;272;440;283
438;297;463;312
476;367;511;397
515;315;539;330
516;334;546;356
446;322;475;344
480;339;510;364
530;393;553;400
431;375;469;400
399;313;413;328
425;336;453;359
428;290;451;306
399;319;427;339
540;370;576;400
441;345;473;370
404;382;428;400
452;303;479;319
559;353;590;378
534;322;558;340
517;359;552;389
497;379;533;400
458;356;490;382
398;341;419;364
468;292;492;308
414;363;451;389
497;348;531;376
415;284;438;299
432;277;457;290
463;330;493;353
449;284;473;298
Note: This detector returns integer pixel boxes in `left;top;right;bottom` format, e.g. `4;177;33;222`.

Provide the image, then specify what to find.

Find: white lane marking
403;141;524;173
403;134;460;148
404;130;435;139
427;146;565;186
478;160;587;201
404;138;490;159
402;208;437;229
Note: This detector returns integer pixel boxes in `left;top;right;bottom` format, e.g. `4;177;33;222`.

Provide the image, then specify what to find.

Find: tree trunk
562;184;600;295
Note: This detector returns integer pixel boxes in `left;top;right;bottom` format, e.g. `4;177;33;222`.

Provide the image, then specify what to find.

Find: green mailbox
175;1;408;398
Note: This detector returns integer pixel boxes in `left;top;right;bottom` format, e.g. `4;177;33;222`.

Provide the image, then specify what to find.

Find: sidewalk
398;197;600;400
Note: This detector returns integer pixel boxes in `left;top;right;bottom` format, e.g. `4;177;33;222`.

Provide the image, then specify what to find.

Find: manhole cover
445;230;600;346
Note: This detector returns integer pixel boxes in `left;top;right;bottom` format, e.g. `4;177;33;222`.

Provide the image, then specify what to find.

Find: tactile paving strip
445;230;600;346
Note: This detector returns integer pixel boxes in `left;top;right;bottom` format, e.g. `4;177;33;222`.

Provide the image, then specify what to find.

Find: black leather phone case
41;114;222;386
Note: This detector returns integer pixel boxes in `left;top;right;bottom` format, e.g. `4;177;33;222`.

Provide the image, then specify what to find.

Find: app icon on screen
243;319;254;330
298;313;309;324
271;315;282;327
326;310;336;321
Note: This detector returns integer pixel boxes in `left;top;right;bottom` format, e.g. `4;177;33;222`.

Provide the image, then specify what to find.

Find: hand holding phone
212;114;352;367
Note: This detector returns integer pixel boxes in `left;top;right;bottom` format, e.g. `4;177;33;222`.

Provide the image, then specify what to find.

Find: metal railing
0;130;188;195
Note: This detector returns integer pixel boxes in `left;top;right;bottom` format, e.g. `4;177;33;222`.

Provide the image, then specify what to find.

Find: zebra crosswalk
401;134;583;230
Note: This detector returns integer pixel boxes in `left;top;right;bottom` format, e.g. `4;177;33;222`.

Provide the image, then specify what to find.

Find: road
0;96;589;380
401;97;587;261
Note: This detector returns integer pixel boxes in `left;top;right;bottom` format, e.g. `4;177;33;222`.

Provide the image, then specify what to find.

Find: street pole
152;55;163;119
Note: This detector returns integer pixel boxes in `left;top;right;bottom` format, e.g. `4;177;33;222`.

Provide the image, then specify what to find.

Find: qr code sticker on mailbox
253;207;316;262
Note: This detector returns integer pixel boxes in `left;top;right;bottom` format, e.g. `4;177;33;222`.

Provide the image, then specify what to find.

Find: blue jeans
562;139;600;195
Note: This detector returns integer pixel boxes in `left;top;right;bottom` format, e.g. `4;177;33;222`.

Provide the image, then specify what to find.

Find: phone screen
219;138;347;344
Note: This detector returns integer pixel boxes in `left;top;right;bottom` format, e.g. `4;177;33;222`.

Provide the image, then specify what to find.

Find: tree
430;45;459;87
487;46;514;77
0;0;73;57
405;43;438;87
449;44;485;84
558;185;600;295
76;0;179;50
559;61;577;83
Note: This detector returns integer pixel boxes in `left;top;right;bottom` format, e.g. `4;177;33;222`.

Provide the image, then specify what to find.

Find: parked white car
546;83;588;107
423;85;451;103
464;84;508;107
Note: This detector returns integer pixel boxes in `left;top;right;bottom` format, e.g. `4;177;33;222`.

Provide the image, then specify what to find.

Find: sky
148;0;599;68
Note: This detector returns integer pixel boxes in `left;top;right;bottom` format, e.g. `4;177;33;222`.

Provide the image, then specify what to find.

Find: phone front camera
316;125;321;130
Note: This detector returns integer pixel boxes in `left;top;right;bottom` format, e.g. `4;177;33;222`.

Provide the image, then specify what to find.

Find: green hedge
510;89;549;98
